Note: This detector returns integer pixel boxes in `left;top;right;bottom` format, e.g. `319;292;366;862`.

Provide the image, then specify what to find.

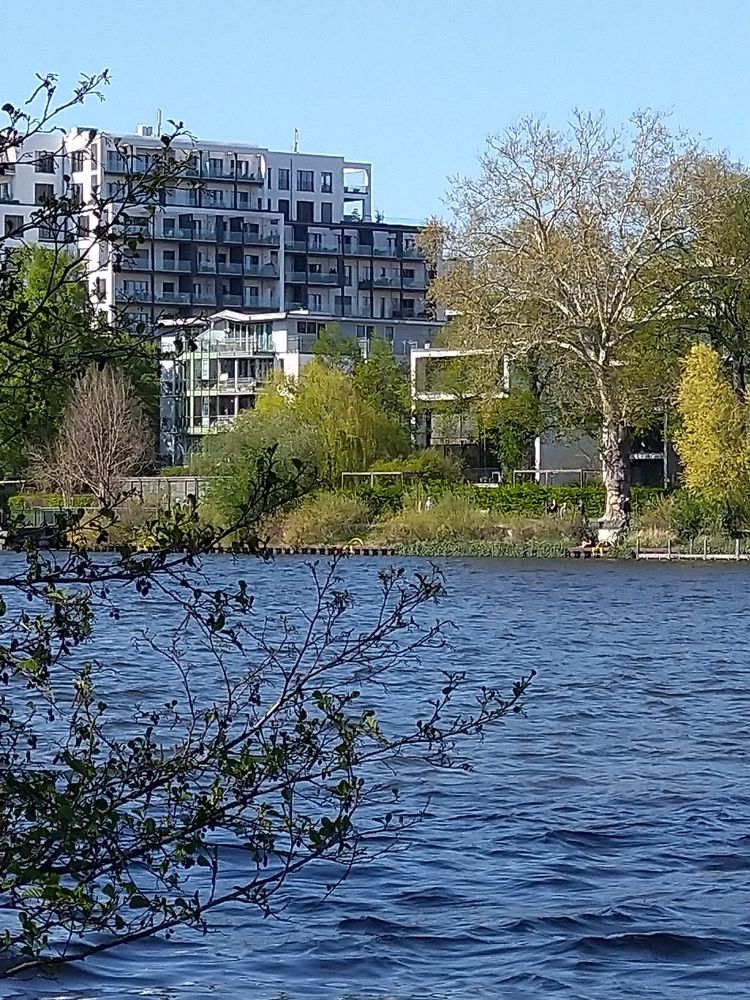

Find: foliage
399;539;571;558
369;450;464;485
273;491;372;547
463;483;663;517
478;389;543;476
674;343;750;504
255;361;409;486
196;407;317;530
353;337;411;423
312;322;361;372
159;465;191;477
425;110;738;519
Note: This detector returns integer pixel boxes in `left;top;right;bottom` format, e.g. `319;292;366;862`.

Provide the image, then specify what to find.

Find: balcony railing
156;291;191;304
217;261;243;274
244;230;281;246
307;272;339;285
193;293;217;306
372;246;399;258
244;264;279;277
308;243;341;254
285;239;307;252
121;257;151;270
243;294;279;310
372;275;400;287
198;261;216;273
344;185;368;195
161;259;192;271
116;288;152;302
402;275;427;288
221;293;243;307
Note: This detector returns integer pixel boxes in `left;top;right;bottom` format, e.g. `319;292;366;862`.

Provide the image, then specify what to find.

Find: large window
278;168;290;190
35;151;55;174
321;171;333;193
297;170;314;192
321;202;333;224
71;150;85;172
296;201;314;223
35;183;55;205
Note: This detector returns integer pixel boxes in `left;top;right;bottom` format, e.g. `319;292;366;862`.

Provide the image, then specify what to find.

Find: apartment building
2;126;442;354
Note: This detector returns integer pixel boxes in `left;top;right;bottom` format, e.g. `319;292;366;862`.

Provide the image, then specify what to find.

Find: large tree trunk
599;415;632;524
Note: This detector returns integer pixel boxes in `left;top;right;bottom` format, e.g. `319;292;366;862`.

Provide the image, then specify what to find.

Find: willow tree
425;111;734;520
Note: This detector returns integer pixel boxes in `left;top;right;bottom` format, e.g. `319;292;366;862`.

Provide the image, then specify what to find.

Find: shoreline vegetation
10;478;750;561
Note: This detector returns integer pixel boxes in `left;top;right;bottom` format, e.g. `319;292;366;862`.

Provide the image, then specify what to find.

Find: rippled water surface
4;557;750;999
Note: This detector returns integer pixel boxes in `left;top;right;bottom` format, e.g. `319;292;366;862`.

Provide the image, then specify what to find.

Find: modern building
410;346;673;485
2;126;443;351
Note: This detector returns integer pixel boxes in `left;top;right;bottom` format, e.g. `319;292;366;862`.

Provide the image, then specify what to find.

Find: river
3;556;749;999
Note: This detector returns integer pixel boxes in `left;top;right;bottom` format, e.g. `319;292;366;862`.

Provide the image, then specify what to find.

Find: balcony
285;239;308;252
373;246;399;258
344;185;368;195
121;257;151;270
198;261;216;273
372;275;400;287
116;287;152;303
402;246;422;258
220;293;243;307
161;259;192;272
156;291;191;304
307;272;339;285
243;294;279;310
223;231;245;243
244;263;279;277
402;275;427;288
245;230;280;246
217;261;243;274
308;243;341;255
193;293;217;306
286;271;307;284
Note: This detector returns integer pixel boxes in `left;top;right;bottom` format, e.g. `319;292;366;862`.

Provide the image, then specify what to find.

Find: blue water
4;557;750;999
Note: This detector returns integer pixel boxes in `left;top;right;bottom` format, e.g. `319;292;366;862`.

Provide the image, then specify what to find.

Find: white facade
2;127;442;356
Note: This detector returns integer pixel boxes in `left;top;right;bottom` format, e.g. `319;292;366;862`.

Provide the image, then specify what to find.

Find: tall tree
674;343;750;504
425;111;735;520
353;336;411;424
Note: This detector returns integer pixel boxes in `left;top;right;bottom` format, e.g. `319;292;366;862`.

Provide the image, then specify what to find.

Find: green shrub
464;483;664;517
275;492;372;547
369;450;463;485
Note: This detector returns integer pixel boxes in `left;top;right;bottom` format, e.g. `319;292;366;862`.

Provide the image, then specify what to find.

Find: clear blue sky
2;0;749;222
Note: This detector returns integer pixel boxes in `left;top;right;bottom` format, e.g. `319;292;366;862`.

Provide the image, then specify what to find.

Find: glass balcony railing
217;261;243;274
161;260;192;271
244;264;279;277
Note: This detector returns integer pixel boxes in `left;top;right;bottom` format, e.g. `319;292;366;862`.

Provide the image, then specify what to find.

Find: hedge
465;484;665;517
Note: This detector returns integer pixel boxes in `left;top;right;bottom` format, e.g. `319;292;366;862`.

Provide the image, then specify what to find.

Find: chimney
135;124;153;137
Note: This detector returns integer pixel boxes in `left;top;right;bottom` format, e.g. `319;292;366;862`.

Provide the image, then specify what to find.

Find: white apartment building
1;126;442;354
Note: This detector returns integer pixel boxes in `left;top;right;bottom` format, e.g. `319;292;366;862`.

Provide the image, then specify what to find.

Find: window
296;200;314;223
403;268;415;279
321;171;333;193
163;281;175;292
309;263;322;274
343;265;352;284
309;293;323;311
277;198;290;220
163;217;175;233
297;170;314;192
76;215;89;236
71;150;85;172
71;183;83;207
238;191;249;207
3;215;24;237
35;151;55;174
163;250;175;263
384;325;395;342
278;168;290;190
266;167;272;188
321;202;333;224
35;183;55;205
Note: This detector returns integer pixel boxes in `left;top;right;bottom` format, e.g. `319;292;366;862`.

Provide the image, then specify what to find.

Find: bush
464;483;664;517
275;492;372;547
370;450;463;485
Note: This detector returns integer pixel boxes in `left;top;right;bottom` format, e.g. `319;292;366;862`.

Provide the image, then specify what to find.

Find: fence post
736;538;741;561
667;538;671;560
703;538;707;560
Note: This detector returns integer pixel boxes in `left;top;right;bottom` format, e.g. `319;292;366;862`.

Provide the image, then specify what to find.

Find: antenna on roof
293;128;299;153
156;108;162;136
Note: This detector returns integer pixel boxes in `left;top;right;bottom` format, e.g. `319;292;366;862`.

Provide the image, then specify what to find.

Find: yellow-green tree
256;360;408;485
674;344;750;502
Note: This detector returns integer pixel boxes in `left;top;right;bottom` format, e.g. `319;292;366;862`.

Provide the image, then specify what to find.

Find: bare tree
425;111;739;521
37;364;152;502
